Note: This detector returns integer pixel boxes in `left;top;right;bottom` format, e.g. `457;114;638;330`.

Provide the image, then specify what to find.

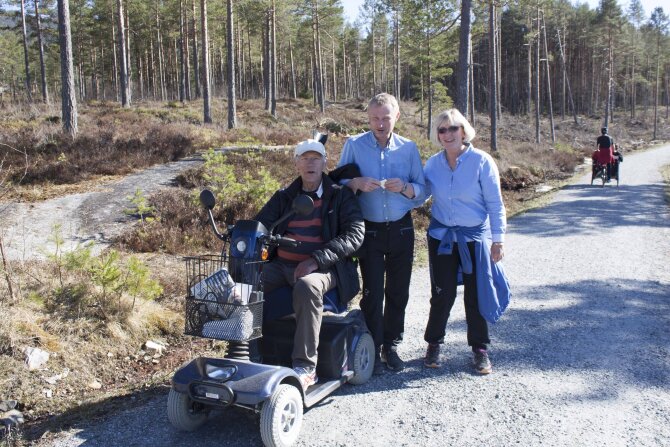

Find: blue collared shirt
337;131;425;223
424;144;506;242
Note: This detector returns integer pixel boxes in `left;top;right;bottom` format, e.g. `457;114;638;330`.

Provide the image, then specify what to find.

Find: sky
340;0;668;24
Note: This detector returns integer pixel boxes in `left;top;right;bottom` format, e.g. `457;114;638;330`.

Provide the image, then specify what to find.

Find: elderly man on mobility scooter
255;138;365;391
168;137;374;447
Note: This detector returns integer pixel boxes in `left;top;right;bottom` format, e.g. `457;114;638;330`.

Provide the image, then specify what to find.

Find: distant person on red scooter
593;127;615;181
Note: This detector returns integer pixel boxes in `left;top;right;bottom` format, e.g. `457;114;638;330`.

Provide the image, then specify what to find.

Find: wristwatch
401;182;409;193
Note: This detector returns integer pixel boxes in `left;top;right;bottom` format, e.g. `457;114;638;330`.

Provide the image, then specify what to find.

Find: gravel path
0;156;201;261
37;144;670;446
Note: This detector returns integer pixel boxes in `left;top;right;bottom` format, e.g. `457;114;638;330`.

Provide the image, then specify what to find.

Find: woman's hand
491;242;504;263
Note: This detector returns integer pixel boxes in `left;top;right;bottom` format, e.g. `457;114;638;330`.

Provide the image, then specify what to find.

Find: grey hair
367;93;399;114
430;109;476;147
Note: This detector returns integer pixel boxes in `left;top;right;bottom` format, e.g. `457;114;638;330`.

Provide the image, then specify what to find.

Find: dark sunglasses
437;125;462;134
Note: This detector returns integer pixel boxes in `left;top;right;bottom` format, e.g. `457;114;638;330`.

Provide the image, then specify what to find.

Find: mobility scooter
167;186;374;447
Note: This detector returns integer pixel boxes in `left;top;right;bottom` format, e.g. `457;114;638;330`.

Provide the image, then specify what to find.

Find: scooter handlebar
265;234;299;248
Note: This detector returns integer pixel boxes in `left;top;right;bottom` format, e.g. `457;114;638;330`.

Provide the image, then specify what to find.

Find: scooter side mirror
200;189;216;210
293;194;314;216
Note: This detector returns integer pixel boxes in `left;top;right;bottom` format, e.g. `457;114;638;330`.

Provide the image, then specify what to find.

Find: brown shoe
473;349;492;374
424;343;441;368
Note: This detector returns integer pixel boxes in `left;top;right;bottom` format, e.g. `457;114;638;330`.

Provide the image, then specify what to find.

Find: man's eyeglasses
437;125;462;134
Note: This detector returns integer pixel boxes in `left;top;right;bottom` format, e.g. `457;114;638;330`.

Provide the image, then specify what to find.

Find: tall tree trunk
603;30;613;128
653;34;660;140
556;29;578;124
489;1;497;151
631;52;636;118
57;0;77;137
312;0;324;112
535;2;541;144
355;38;361;99
270;0;277;117
184;12;191;100
117;0;130;107
370;12;376;94
20;0;33;102
124;7;132;101
191;0;201;98
111;4;119;101
227;0;237;129
526;20;532;115
263;13;270;110
469;44;475;125
179;0;186;102
34;0;48;103
426;28;432;140
455;0;472;115
331;38;336;101
201;0;212;123
156;4;167;101
289;38;297;99
541;12;555;142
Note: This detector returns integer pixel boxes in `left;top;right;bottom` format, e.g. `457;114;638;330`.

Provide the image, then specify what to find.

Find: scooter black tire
260;384;303;447
167;389;209;431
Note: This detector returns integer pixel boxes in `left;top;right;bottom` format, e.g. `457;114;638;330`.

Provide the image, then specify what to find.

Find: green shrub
202;149;280;212
44;226;162;323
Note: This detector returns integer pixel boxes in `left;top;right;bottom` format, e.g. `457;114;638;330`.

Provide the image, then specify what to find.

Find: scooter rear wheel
349;332;375;385
167;389;209;431
260;384;303;447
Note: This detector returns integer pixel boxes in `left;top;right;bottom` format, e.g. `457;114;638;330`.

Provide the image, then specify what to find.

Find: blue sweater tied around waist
428;219;511;323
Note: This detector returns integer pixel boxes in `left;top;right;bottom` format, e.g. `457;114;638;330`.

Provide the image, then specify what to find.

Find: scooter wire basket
184;253;264;342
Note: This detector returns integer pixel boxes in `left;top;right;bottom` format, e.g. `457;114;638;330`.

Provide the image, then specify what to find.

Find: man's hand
294;257;319;280
347;176;381;193
382;178;404;192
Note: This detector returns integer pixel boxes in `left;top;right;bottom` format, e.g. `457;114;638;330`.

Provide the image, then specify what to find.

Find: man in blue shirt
337;93;425;373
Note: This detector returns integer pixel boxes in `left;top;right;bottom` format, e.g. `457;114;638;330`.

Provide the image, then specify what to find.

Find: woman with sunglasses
422;108;510;374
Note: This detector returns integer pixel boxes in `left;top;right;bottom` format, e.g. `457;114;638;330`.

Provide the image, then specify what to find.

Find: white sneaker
293;366;318;391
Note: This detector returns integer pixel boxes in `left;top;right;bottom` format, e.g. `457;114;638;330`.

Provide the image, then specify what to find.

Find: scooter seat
263;286;345;321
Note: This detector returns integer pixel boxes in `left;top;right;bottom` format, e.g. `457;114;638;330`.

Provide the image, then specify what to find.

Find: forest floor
0;98;668;445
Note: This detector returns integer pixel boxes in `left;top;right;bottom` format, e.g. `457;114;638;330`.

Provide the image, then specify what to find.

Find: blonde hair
367;93;399;114
430;109;476;147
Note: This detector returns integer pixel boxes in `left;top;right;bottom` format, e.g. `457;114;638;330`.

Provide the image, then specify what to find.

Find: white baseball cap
295;139;326;158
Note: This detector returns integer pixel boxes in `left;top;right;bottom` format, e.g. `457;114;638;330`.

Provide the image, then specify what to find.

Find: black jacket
255;171;365;305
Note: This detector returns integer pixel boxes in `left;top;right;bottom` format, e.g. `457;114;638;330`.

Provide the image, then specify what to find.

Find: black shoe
381;346;405;372
373;350;385;375
473;349;492;375
424;343;441;368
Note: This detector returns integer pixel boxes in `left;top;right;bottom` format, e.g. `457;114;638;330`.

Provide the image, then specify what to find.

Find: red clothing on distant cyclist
592;147;614;165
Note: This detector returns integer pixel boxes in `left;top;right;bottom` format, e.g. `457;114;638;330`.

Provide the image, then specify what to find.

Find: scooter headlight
205;364;237;381
235;240;247;254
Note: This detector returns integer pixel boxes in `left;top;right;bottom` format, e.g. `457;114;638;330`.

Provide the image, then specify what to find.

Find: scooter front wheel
167;389;209;431
260;384;303;447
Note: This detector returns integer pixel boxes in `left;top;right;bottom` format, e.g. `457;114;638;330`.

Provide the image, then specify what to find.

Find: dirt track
25;144;669;446
0;156;201;260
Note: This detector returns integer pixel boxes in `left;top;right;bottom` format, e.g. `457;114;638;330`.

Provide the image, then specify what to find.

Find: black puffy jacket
255;172;365;305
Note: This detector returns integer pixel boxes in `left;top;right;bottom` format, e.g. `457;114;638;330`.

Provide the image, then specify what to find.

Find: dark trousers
424;236;490;350
359;213;414;350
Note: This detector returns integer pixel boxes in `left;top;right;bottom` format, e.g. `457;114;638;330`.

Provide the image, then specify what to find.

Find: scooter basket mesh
184;299;263;341
184;255;263;342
